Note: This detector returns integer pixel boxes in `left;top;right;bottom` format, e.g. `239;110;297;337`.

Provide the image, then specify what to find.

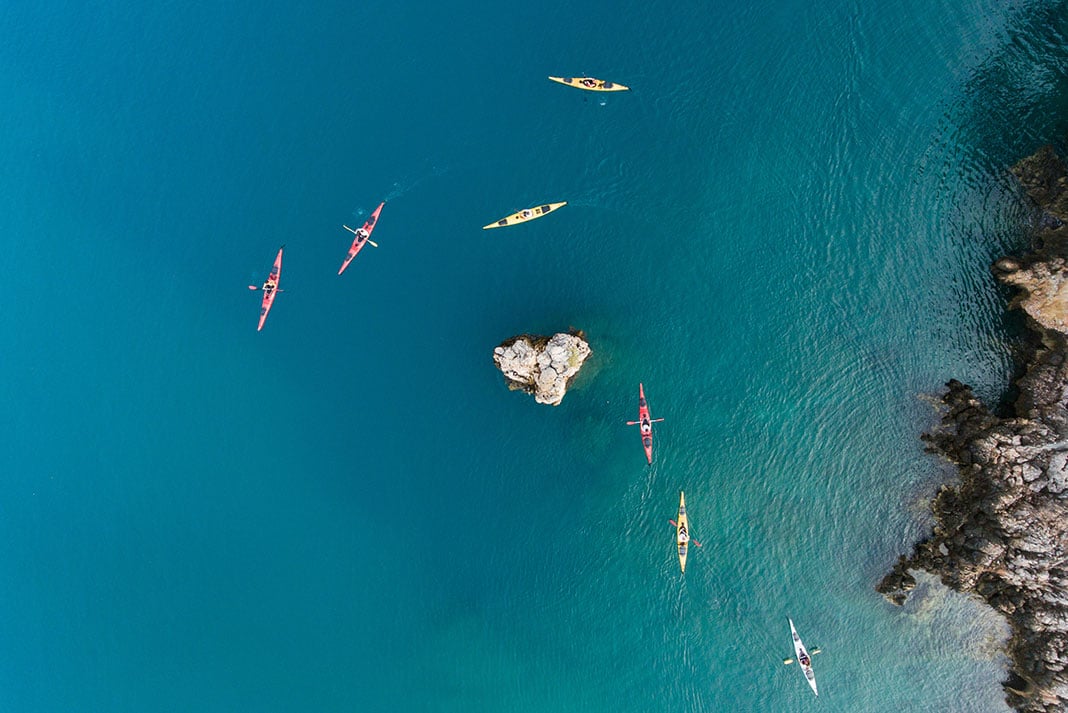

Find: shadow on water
928;2;1068;419
992;285;1042;418
956;3;1068;171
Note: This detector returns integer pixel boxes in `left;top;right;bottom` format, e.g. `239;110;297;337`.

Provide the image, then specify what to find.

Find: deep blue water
3;1;1068;711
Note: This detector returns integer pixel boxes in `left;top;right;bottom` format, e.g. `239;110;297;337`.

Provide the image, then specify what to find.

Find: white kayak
789;618;818;696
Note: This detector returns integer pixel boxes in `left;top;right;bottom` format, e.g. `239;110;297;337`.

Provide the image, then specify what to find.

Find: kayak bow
339;201;385;275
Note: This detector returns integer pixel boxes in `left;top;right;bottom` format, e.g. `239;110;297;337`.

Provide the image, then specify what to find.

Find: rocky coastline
492;331;591;406
878;145;1068;713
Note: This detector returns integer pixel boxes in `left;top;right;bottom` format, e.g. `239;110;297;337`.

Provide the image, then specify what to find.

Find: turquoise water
3;1;1068;710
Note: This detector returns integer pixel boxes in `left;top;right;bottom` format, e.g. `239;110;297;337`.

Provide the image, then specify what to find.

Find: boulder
492;331;591;406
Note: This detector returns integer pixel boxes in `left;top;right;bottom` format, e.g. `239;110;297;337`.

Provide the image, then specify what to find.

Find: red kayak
338;201;385;275
248;245;284;331
626;383;665;464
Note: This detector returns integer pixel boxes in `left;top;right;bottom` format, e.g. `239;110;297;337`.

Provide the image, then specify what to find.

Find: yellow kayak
482;202;567;230
548;76;629;92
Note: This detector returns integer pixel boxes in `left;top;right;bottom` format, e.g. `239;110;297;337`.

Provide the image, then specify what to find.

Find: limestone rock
492;331;591;406
879;146;1068;713
999;258;1068;335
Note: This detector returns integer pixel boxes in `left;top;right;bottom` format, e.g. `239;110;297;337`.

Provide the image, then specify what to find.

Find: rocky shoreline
878;145;1068;713
492;331;591;406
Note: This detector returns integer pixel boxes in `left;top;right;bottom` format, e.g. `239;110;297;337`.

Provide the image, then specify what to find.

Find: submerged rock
492;331;591;406
879;145;1068;713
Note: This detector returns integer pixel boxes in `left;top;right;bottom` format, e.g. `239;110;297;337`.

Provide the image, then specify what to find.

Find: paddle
626;418;665;426
343;226;379;249
343;225;378;247
668;520;702;547
783;649;822;665
248;286;284;292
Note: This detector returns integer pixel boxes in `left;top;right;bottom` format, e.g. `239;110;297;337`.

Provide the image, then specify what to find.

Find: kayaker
581;78;597;88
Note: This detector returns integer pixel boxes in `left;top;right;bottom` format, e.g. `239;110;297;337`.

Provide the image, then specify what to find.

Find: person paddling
668;519;701;547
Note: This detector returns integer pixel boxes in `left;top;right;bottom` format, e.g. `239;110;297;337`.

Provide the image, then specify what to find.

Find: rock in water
492;331;591;406
879;145;1068;713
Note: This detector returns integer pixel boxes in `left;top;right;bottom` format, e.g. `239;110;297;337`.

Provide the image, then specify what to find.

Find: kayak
482;202;566;230
637;383;653;463
548;76;630;92
339;201;385;275
676;491;689;573
252;245;284;332
626;383;663;464
789;618;819;696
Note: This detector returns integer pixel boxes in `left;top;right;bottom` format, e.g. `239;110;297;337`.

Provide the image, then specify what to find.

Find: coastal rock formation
492;331;591;406
878;145;1068;713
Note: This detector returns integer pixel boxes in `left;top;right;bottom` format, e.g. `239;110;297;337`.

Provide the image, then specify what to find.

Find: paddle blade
626;421;639;426
248;285;258;290
783;658;794;665
367;240;379;248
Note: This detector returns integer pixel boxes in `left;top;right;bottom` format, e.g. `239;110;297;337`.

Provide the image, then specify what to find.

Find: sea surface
3;1;1068;711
